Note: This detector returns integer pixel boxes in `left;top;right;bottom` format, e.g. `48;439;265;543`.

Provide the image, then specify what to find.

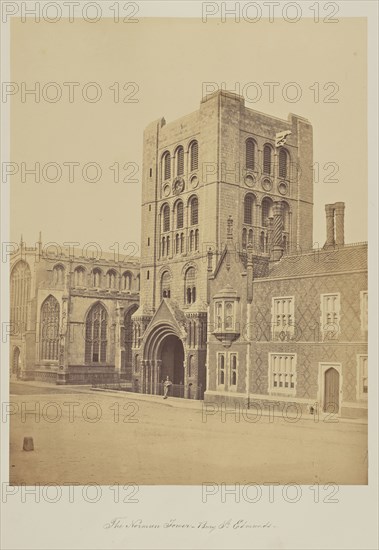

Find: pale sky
10;17;367;253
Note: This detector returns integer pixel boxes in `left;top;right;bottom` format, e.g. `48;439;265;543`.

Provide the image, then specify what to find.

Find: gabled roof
266;243;367;280
146;298;187;336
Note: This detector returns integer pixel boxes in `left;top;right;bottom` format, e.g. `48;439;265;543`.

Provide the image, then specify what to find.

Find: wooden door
324;367;340;413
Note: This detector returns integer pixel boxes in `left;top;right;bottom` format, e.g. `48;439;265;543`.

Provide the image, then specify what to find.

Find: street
9;382;368;486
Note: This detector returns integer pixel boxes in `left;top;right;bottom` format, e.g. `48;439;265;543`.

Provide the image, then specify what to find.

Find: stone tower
132;90;313;397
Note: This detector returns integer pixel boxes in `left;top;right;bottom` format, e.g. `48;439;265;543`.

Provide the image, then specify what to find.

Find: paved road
10;382;92;395
9;383;368;486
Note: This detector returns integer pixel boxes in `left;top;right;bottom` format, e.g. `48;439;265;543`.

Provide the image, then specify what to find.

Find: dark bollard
23;437;34;451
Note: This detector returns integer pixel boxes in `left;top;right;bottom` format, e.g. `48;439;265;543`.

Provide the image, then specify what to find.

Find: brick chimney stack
334;202;345;245
324;202;345;247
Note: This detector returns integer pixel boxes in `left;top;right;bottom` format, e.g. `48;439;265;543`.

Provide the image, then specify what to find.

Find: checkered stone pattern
250;269;367;402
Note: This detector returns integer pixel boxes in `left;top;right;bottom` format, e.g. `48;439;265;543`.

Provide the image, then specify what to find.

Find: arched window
176;201;184;229
162;204;170;232
124;305;138;373
279;148;288;179
195;229;199;251
40;295;60;361
107;270;117;289
121;271;132;291
189;230;194;252
175;233;180;254
242;228;247;250
161;271;171;299
74;266;86;287
190;141;198;171
190;196;199;225
261;197;273;227
180;233;184;253
10;261;31;332
244;194;255;225
161;237;166;257
248;229;253;245
185;267;196;304
246;138;255;170
263;145;272;175
260;231;265;251
85;303;107;363
176;146;184;176
136;274;140;291
162;151;171;180
53;264;64;285
92;268;102;288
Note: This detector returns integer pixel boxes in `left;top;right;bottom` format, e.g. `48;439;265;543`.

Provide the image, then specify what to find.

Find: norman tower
132;90;313;397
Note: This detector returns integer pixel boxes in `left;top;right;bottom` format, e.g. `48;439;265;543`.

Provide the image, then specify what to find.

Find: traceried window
225;302;234;329
321;293;340;340
361;291;368;332
161;271;171;299
39;295;60;361
279;148;288;179
230;353;237;387
272;297;294;340
122;271;132;291
107;269;117;289
190;141;198;172
190;196;198;225
242;228;254;250
10;260;31;332
269;353;296;395
162;204;170;232
53;264;65;285
217;353;226;386
263;145;272;175
162;151;171;180
176;201;184;229
215;302;223;330
74;266;86;287
185;267;196;304
85;303;107;363
92;268;102;288
176;146;184;176
214;300;237;332
357;355;368;400
246;138;256;171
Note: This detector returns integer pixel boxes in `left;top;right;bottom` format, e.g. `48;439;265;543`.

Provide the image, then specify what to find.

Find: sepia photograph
1;2;377;549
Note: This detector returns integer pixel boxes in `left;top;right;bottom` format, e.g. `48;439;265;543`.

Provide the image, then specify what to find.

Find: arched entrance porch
140;323;185;396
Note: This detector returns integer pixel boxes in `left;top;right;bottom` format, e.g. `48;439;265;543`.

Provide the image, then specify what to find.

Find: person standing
163;375;172;399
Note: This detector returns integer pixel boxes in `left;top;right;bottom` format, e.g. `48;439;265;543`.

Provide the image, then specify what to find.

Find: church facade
10;239;139;385
131;90;368;417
